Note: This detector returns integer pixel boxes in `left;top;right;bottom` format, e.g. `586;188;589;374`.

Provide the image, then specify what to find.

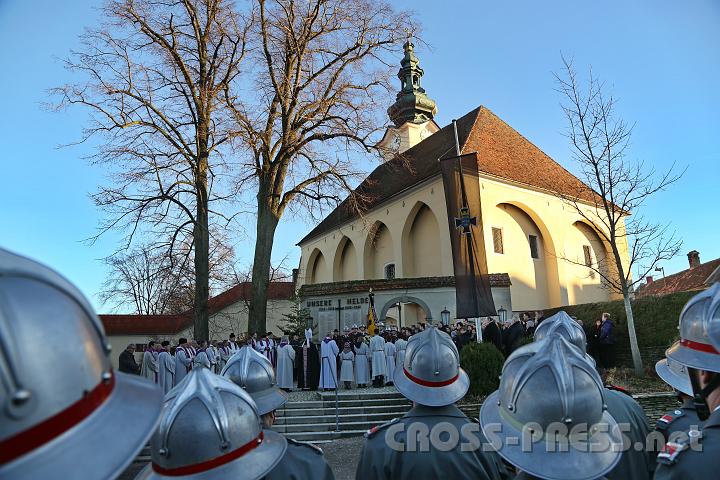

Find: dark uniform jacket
355;404;510;480
603;387;654;480
653;398;701;452
502;322;524;357
654;406;720;479
265;435;334;480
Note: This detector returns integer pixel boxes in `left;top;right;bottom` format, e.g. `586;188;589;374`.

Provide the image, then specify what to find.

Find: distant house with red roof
635;250;720;299
101;281;294;369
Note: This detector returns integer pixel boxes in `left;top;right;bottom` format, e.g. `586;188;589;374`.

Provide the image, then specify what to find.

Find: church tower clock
377;36;439;160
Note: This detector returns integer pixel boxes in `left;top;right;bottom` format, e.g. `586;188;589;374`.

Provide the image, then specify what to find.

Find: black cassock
295;343;320;390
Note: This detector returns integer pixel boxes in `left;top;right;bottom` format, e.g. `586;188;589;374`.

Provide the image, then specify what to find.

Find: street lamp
497;306;507;324
441;307;450;326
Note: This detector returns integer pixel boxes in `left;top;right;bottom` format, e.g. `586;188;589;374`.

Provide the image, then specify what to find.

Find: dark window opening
529;235;539;259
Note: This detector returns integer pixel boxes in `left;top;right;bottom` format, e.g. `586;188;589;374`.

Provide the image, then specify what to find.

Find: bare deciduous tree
555;57;683;375
53;0;249;340
226;0;412;333
101;233;236;315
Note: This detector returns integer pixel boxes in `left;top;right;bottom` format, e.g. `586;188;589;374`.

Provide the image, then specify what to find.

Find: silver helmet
655;356;692;396
394;326;469;406
136;368;286;480
480;335;622;480
0;248;162;479
220;346;287;415
533;310;595;366
666;282;720;373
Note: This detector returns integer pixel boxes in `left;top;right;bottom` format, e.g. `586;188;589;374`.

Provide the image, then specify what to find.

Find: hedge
545;290;696;366
460;342;505;397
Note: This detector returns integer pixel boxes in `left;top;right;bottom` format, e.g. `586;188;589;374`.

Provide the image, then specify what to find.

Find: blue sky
1;0;718;312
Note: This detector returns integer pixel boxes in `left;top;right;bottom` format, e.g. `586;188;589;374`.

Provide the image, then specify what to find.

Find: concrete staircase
271;390;412;442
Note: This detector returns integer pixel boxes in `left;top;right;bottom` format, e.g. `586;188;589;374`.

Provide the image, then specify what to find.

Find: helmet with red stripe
137;368;286;480
393;325;469;406
0;248;163;479
666;282;720;373
665;282;720;420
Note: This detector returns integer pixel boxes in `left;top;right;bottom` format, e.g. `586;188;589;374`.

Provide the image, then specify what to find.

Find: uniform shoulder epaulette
604;383;632;397
655;409;685;431
365;417;400;438
287;438;324;455
656;440;690;465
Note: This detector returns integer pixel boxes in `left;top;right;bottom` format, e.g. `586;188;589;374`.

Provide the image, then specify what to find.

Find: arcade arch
364;222;394;279
402;202;442;278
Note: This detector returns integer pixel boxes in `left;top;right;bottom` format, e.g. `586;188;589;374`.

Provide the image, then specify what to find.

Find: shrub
460;342;505;397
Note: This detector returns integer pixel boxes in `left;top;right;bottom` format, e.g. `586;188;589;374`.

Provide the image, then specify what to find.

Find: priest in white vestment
353;339;371;387
276;337;295;390
193;340;211;369
369;332;386;387
228;333;240;355
140;341;159;383
217;341;231;372
395;336;408;370
319;335;339;390
384;340;397;385
174;338;193;386
157;341;175;394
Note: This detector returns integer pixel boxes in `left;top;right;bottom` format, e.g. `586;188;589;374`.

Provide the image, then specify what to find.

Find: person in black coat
502;315;525;357
119;344;141;374
482;317;504;353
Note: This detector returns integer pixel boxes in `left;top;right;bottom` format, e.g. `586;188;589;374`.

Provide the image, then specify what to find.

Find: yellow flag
367;303;376;336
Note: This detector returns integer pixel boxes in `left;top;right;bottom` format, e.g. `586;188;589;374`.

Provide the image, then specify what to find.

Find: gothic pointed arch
332;236;359;281
306;248;330;284
363;221;394;280
401;201;442;278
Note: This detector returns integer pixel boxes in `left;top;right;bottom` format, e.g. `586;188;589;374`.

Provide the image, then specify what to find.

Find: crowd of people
2;247;718;480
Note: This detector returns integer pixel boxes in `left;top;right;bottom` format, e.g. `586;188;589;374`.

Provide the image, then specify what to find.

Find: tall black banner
440;153;497;318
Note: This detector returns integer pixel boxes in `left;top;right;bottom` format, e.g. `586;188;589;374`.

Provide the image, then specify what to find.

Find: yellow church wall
298;172;626;311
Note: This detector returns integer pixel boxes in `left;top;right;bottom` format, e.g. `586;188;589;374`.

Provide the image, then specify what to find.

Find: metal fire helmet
665;282;720;419
480;335;622;480
533;310;596;366
394;325;470;407
137;368;287;480
0;248;163;480
220;346;287;415
655;356;693;397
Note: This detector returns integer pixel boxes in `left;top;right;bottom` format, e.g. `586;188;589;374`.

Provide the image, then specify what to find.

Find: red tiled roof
635;258;720;299
100;281;295;335
299;106;597;244
100;314;189;335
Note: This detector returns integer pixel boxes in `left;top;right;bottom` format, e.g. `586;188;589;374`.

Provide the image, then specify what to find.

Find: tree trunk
193;147;210;341
622;290;644;376
248;183;280;335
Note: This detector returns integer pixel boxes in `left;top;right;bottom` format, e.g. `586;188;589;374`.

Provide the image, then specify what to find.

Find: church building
296;39;628;335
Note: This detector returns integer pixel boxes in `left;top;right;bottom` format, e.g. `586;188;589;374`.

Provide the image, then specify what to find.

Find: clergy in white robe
369;333;386;381
174;340;193;386
395;337;408;370
217;342;231;372
228;334;240;355
276;338;295;390
207;343;219;373
353;340;371;386
140;342;159;383
384;340;397;385
319;336;339;390
157;342;175;394
339;344;355;387
193;343;211;370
